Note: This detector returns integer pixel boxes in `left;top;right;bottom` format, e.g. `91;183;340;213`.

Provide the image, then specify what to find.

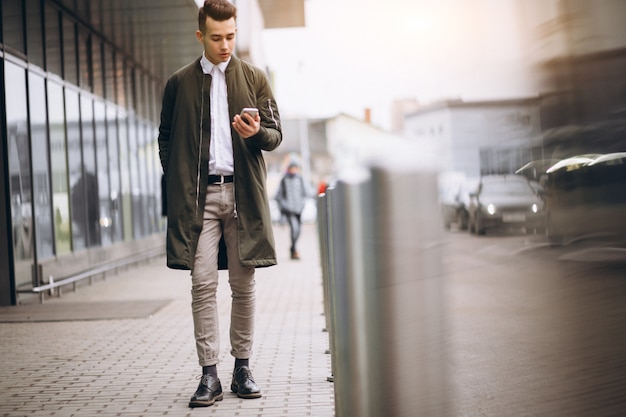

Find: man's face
196;16;236;65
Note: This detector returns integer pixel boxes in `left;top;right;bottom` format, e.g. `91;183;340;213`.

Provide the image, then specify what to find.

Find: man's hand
232;113;260;138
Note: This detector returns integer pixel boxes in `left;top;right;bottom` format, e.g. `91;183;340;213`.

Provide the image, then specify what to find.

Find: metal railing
18;246;164;303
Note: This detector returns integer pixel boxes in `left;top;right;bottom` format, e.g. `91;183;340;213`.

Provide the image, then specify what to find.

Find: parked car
440;178;478;230
544;152;626;245
468;175;545;235
540;121;626;246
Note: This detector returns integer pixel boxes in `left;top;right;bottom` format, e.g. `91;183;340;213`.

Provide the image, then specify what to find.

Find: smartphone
241;107;259;123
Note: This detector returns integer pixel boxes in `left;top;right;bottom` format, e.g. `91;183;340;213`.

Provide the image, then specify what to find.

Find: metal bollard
316;191;334;380
365;163;449;417
321;159;449;417
327;168;376;417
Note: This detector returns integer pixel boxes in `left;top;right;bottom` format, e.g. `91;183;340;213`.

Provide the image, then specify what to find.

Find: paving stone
0;225;335;416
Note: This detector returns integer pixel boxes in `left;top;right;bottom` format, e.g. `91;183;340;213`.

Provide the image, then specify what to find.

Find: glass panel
147;130;160;233
92;39;103;98
153;135;165;232
94;100;111;245
126;65;136;112
137;122;150;235
2;0;26;55
104;44;115;102
44;3;62;77
28;72;54;260
115;54;126;107
62;15;77;85
5;61;34;289
128;116;142;238
65;88;85;250
79;95;99;247
48;81;71;255
117;110;132;241
135;71;144;120
78;28;91;91
26;0;44;68
106;105;123;242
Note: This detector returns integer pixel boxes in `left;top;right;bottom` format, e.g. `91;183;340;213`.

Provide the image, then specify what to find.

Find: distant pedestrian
157;0;282;408
276;162;308;260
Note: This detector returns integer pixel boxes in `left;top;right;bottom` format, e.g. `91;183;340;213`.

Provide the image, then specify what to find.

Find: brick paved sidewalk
0;224;334;417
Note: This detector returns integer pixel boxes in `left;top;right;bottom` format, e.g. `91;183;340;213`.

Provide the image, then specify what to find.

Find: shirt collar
200;52;230;75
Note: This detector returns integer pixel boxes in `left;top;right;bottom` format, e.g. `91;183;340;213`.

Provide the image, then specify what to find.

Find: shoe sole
188;393;224;408
231;385;262;399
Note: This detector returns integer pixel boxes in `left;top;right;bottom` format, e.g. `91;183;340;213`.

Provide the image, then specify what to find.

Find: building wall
405;100;541;178
1;0;175;304
519;0;626;127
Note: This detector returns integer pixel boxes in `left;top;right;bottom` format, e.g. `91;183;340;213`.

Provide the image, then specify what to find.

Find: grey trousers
191;182;256;366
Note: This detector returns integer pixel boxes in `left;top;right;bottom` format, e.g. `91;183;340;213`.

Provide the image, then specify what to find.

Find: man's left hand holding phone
232;107;260;138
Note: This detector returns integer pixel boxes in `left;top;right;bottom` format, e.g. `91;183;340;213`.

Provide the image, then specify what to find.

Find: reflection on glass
118;110;133;241
62;15;78;85
107;105;123;243
5;61;34;289
2;0;26;54
92;40;103;97
128;117;142;239
76;94;100;248
94;100;111;246
137;122;149;236
78;28;91;91
115;54;126;107
26;0;45;68
28;72;54;260
44;3;62;77
48;81;71;255
65;88;86;251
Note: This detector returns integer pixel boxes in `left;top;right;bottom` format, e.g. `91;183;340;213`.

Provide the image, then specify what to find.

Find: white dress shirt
200;52;234;175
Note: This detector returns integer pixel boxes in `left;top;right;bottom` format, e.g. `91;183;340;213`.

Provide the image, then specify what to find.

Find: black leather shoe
231;366;262;398
189;374;224;408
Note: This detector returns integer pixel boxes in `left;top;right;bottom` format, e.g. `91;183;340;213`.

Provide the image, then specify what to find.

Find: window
104;44;115;102
78;28;91;91
92;39;103;97
26;0;44;68
117;109;132;240
48;81;71;255
2;0;26;55
28;72;54;260
62;15;78;85
79;94;99;247
65;88;85;250
44;3;62;77
106;105;123;242
115;53;126;107
94;99;110;245
4;60;33;289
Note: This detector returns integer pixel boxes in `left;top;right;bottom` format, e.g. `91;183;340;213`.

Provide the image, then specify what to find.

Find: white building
404;98;542;178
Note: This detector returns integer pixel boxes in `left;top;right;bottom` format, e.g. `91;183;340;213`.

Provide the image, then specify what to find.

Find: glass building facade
0;0;201;305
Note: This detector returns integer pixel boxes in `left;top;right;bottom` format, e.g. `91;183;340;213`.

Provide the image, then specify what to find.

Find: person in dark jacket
276;162;308;259
157;0;282;408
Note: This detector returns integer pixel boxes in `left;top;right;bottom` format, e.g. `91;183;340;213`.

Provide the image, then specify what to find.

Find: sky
260;0;540;131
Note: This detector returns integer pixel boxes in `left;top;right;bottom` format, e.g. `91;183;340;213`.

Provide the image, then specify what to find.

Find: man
275;161;309;260
157;0;281;408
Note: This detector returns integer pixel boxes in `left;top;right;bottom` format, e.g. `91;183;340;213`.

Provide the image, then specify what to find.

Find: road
443;227;626;416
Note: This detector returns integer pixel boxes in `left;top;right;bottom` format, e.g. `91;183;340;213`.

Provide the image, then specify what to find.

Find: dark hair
198;0;237;33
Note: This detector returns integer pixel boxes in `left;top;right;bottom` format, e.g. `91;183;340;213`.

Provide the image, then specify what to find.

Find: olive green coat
158;56;282;270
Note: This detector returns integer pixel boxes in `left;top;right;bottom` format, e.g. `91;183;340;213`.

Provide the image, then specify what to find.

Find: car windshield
481;180;533;196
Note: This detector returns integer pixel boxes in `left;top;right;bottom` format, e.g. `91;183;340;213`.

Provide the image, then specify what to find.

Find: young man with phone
157;0;282;408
